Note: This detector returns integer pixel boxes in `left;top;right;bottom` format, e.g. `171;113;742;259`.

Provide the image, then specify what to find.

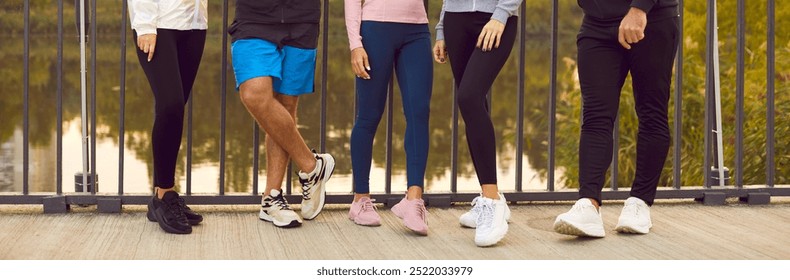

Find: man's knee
239;78;274;106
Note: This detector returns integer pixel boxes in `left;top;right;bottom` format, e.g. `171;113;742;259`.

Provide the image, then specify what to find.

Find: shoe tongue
270;189;281;197
162;191;179;201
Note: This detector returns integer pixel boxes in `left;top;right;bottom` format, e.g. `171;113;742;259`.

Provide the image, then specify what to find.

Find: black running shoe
147;195;203;225
150;192;192;234
177;197;203;225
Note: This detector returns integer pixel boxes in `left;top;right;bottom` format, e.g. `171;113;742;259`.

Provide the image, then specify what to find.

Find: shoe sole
553;219;605;238
260;212;302;228
302;154;335;220
391;205;428;236
615;224;651;234
349;217;382;227
147;203;202;225
153;210;192;234
475;225;508;247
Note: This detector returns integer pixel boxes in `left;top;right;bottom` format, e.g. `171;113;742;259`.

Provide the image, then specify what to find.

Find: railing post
90;0;98;194
57;0;64;195
735;0;744;188
766;0;775;188
23;0;30;195
219;0;229;195
547;0;558;192
119;0;128;195
516;3;526;192
673;0;684;190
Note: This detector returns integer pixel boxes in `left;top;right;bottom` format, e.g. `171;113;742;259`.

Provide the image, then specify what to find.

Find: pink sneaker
348;197;381;226
391;196;428;236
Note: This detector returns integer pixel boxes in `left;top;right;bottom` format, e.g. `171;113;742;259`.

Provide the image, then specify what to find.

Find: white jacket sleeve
129;0;159;35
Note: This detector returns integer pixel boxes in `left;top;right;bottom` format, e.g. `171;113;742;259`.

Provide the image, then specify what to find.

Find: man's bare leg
239;77;316;173
263;94;299;197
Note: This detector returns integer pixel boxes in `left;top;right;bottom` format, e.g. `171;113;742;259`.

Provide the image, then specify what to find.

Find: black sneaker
149;192;192;234
147;195;203;225
177;197;203;225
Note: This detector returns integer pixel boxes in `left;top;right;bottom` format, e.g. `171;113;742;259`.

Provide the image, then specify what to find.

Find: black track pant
443;12;518;185
577;17;679;206
134;29;206;189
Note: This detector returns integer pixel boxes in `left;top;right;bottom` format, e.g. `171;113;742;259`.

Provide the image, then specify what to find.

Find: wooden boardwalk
1;199;789;260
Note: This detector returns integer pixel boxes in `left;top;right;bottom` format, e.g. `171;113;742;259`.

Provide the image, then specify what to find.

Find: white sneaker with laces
460;193;511;228
553;198;605;237
615;197;652;234
299;152;335;220
259;189;302;228
474;196;509;247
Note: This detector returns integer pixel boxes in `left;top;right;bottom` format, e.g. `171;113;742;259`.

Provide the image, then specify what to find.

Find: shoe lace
623;201;642;217
299;156;323;201
469;196;482;213
476;201;493;228
166;197;187;220
414;200;427;222
176;197;192;211
361;199;377;213
271;195;293;211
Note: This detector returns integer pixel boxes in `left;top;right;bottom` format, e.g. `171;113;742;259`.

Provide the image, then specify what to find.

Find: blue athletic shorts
231;38;317;95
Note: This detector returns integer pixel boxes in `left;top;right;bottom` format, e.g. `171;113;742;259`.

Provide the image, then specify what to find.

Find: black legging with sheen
443;12;517;185
134;29;206;189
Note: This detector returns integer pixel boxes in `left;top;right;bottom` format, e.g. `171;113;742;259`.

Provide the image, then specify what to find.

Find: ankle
155;187;174;199
588;198;600;209
406;186;423;200
353;193;370;202
481;184;499;199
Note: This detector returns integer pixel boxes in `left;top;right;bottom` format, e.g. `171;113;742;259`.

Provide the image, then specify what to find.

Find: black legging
134;29;206;189
443;12;517;185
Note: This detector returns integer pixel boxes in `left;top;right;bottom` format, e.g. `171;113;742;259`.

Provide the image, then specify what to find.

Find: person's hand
433;40;447;63
350;47;370;79
137;34;157;62
618;7;647;50
476;19;505;52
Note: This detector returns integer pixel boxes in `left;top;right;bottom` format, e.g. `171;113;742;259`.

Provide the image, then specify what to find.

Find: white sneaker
299;151;335;220
474;196;509;247
553;198;605;237
259;189;302;228
459;193;511;228
615;197;652;234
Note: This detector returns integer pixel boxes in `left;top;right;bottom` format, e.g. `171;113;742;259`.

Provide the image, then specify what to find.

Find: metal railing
2;0;787;212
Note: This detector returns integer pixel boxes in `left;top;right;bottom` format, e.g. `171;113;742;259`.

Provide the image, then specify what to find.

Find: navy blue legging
350;21;433;194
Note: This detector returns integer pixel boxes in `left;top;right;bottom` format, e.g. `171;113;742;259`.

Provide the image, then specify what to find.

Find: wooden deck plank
1;201;789;260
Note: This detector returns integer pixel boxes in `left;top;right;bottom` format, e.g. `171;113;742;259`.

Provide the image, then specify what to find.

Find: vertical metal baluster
516;4;526;192
385;77;394;194
187;96;193;195
612;116;619;191
253;125;260;195
673;0;684;190
451;84;459;193
320;0;329;153
119;0;128;195
766;0;776;188
57;0;64;195
23;0;29;195
547;0;558;192
735;0;744;188
90;0;97;194
703;0;714;189
219;0;228;195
